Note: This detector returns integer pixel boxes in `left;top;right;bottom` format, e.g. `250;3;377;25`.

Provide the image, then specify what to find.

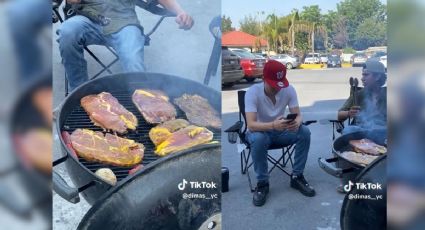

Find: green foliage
239;15;261;36
221;15;235;33
343;47;356;54
300;5;321;22
353;18;386;50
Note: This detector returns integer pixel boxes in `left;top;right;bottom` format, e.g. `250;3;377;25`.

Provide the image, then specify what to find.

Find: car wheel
245;78;256;83
286;63;293;70
222;82;234;88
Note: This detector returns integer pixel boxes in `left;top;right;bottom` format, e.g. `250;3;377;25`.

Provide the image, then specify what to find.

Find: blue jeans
246;125;311;183
7;0;50;86
57;15;146;91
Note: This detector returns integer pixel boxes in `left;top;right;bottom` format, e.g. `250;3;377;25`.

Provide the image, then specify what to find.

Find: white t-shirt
245;82;299;123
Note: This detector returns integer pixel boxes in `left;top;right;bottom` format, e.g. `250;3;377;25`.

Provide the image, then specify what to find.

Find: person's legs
272;125;311;175
57;15;105;91
106;26;146;72
7;0;50;85
246;131;271;183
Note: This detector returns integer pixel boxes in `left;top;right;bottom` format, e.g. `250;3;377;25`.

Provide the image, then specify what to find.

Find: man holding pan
245;60;316;207
337;60;387;134
58;0;194;92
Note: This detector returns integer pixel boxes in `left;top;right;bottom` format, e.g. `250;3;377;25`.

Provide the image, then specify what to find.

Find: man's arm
286;107;302;131
158;0;194;30
246;112;291;132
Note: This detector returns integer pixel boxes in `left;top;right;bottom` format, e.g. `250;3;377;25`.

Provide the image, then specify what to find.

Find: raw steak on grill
340;151;379;166
174;94;221;129
132;89;177;124
349;139;387;156
155;125;213;156
149;119;190;146
81;92;138;134
15;129;52;174
70;129;144;167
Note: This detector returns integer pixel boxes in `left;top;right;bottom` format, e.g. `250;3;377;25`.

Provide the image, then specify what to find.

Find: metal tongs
349;77;359;106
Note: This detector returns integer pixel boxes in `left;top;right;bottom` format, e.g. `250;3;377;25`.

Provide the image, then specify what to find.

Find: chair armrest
224;121;243;133
136;0;176;17
303;120;317;126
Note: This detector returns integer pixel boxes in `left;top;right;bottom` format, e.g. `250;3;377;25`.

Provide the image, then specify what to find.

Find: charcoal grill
53;72;221;204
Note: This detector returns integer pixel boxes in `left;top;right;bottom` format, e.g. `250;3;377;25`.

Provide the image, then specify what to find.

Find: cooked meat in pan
340;151;379;166
15;129;52;174
149;119;190;146
349;138;387;156
81;92;138;134
174;94;221;129
70;129;144;167
132;89;177;124
155;125;213;156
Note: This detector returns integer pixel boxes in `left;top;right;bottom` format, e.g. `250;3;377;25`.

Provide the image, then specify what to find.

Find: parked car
351;53;368;67
327;55;342;68
320;54;328;63
304;53;320;64
221;47;244;87
269;54;300;69
367;51;387;71
252;52;268;58
231;49;265;82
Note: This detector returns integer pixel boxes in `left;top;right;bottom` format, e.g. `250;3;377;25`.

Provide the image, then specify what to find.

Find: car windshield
354;53;365;57
233;50;256;58
372;51;386;57
328;56;340;61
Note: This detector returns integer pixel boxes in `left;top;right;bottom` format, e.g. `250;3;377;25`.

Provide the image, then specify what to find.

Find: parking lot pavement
221;67;363;230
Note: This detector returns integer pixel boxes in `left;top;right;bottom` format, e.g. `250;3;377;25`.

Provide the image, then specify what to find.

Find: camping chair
224;90;316;192
52;0;175;96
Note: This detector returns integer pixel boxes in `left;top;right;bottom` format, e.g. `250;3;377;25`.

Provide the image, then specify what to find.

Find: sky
222;0;387;29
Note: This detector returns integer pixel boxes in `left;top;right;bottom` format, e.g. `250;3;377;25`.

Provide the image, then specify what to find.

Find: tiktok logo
178;179;188;191
344;181;354;192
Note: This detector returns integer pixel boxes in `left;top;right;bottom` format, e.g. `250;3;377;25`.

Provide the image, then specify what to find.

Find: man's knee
57;20;86;49
297;125;311;139
248;132;270;148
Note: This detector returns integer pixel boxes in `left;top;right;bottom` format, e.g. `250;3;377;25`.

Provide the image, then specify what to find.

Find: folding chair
52;0;175;96
225;90;316;192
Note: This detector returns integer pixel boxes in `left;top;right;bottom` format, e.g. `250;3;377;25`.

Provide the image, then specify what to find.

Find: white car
320;54;328;63
269;54;300;69
304;53;320;64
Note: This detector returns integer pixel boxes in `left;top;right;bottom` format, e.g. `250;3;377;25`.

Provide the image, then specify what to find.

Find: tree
353;18;386;50
332;16;349;48
221;15;234;33
239;15;261;36
337;0;386;47
300;5;321;23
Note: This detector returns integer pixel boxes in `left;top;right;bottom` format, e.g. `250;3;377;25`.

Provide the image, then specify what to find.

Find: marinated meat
70;129;144;167
340;151;379;166
174;94;221;129
81;92;138;134
149;119;190;146
349;138;387;156
155;125;213;156
132;89;177;124
15;129;52;174
32;87;53;126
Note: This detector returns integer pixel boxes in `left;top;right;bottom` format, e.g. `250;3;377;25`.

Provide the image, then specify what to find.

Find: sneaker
290;174;316;197
253;181;269;206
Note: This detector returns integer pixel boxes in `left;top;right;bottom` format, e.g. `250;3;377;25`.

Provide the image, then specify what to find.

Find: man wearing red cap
245;60;315;206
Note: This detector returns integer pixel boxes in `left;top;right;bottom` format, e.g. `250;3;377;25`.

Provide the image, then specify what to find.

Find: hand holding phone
285;113;298;123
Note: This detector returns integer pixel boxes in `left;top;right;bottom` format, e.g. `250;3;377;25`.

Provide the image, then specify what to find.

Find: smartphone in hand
285;113;298;123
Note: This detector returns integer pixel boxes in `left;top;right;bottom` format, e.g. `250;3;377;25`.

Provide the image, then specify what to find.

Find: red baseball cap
263;60;289;89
